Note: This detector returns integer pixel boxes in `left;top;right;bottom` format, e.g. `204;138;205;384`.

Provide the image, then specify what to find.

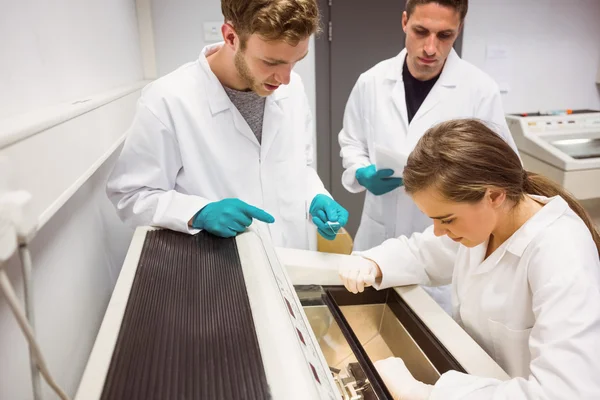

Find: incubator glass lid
546;137;600;160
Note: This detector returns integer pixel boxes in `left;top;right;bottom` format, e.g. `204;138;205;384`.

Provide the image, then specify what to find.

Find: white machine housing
506;111;600;200
76;227;508;399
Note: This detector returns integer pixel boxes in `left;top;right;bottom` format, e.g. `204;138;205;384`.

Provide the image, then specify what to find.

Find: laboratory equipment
507;110;600;225
75;227;508;400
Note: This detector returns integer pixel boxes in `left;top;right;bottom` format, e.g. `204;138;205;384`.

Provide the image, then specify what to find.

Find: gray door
316;0;407;238
315;0;463;239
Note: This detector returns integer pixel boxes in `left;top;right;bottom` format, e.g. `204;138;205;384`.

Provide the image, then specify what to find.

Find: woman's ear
487;188;507;209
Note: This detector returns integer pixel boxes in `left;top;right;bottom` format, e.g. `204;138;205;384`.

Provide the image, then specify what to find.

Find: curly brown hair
221;0;321;47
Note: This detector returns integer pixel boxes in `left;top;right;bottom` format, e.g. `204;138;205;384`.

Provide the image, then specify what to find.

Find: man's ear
222;22;238;49
402;11;408;33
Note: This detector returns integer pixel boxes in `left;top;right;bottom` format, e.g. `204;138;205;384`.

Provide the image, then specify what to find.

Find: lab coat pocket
488;319;532;378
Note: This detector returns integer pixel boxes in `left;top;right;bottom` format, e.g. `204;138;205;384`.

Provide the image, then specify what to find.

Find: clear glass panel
547;137;600;159
295;285;441;399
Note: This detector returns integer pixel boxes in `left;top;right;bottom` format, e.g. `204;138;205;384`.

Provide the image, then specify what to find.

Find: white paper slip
326;221;340;235
374;145;409;178
325;221;347;236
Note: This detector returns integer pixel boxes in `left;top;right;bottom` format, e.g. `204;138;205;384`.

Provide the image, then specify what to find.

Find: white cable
0;191;70;399
19;244;43;400
0;269;70;400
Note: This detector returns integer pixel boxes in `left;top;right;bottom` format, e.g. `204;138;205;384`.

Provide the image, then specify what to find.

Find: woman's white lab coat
357;195;600;399
107;43;328;250
339;48;519;252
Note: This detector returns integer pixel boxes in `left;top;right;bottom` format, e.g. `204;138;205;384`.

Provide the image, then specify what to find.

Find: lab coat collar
469;196;568;276
385;49;408;81
387;49;409;128
199;43;230;115
436;48;461;87
505;195;569;257
387;48;461;126
269;81;291;102
199;43;290;116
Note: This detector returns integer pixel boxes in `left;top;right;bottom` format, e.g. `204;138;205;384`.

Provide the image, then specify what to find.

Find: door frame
315;0;332;190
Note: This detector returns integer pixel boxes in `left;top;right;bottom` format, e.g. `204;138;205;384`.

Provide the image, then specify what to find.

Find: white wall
151;0;222;76
462;0;600;114
0;1;143;398
150;0;317;124
0;149;134;399
0;0;143;120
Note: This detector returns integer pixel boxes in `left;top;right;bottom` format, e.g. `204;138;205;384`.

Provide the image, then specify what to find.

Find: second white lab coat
357;195;600;399
339;49;519;252
107;43;328;250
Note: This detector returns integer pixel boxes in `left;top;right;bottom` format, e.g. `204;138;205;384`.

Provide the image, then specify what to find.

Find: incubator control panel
521;115;600;135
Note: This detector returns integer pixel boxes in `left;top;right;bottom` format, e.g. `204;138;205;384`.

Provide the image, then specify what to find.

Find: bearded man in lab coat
107;0;348;250
338;0;518;312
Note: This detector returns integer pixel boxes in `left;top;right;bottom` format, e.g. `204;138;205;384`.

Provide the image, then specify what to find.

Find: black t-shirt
402;57;441;123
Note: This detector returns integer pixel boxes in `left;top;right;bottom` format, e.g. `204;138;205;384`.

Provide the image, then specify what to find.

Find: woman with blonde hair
339;119;600;399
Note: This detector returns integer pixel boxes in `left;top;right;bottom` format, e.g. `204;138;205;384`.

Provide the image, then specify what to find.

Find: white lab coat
339;48;519;251
357;195;600;399
107;43;328;250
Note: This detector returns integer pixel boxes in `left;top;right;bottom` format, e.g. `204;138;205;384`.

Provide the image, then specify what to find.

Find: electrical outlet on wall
203;21;223;43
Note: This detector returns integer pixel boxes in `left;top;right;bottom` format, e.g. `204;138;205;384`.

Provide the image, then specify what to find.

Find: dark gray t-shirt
223;86;266;143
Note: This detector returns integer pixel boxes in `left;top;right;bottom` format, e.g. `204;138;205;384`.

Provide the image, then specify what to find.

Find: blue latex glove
356;164;403;196
309;194;349;240
192;198;275;238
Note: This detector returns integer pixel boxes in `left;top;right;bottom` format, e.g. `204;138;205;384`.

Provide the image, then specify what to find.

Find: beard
234;49;260;93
